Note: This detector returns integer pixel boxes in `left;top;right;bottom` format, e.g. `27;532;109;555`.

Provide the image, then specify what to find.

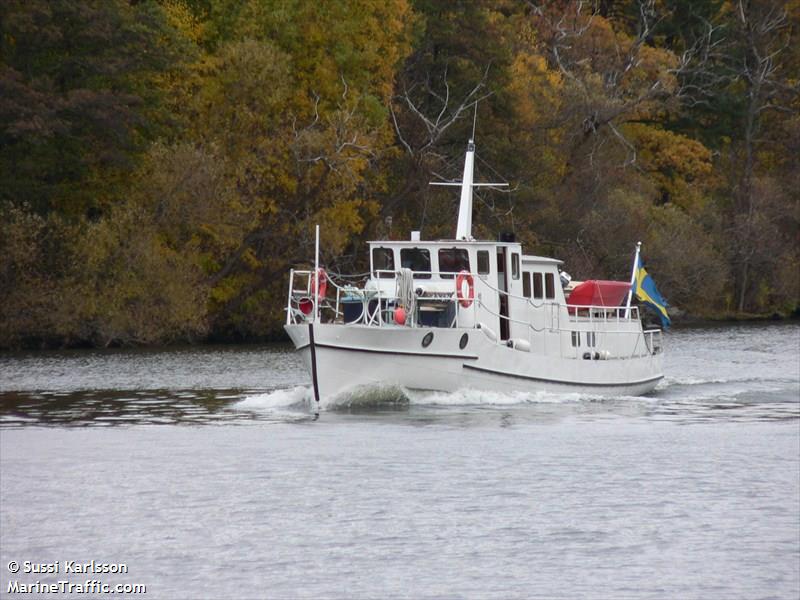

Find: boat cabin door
497;248;510;340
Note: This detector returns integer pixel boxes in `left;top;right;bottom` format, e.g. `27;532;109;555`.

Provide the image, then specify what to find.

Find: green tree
167;0;416;337
0;0;187;217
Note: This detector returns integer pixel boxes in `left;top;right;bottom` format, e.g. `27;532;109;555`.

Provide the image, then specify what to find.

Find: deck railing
286;268;662;358
287;268;473;328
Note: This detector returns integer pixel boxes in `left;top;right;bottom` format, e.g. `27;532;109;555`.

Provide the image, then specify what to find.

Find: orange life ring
311;268;328;302
456;270;474;308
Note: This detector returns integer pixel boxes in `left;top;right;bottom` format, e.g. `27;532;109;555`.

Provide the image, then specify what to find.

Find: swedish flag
633;257;670;328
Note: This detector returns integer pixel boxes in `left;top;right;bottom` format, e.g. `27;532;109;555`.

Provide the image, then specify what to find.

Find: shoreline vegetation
3;314;798;353
2;1;798;351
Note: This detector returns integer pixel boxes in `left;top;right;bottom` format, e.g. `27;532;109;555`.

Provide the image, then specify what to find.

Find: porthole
459;333;469;349
421;332;434;348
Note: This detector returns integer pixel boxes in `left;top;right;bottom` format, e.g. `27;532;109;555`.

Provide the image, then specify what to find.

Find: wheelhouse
365;238;566;341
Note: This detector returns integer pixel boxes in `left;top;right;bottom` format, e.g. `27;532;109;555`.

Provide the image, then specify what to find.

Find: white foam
235;386;312;411
662;375;773;386
323;384;409;410
319;384;593;408
236;383;663;413
404;387;590;406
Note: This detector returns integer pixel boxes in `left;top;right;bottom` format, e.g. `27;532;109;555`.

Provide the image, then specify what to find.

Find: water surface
1;323;798;598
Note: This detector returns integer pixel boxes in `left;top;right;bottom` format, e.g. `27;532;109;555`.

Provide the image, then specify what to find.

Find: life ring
311;268;328;302
456;270;474;308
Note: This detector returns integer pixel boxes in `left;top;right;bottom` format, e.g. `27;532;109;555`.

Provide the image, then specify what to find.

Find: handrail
286;267;661;360
290;267;642;316
289;268;369;288
474;296;646;336
285;269;295;325
301;266;638;320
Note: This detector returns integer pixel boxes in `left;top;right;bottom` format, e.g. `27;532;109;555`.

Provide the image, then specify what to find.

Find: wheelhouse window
511;253;520;280
400;248;431;279
545;272;555;299
477;250;490;275
523;272;532;298
438;248;470;278
372;247;395;278
533;272;543;299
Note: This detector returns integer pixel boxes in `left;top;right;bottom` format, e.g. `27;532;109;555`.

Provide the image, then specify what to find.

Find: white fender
477;322;497;342
506;338;531;352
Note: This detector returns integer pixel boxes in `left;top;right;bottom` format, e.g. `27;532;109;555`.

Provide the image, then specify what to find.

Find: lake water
1;323;798;599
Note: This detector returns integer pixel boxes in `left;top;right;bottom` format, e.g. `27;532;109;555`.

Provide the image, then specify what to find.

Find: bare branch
607;121;637;167
389;102;414;156
390;64;493;156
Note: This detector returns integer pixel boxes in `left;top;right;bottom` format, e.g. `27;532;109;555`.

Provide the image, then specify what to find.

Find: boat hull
284;323;663;401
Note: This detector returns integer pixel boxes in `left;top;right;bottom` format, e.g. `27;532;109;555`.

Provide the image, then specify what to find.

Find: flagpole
314;224;320;322
625;241;642;317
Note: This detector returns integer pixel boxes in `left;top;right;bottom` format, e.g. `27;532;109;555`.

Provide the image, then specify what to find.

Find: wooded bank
1;0;798;348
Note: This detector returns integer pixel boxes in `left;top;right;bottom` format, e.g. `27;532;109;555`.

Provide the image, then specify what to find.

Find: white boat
284;138;664;405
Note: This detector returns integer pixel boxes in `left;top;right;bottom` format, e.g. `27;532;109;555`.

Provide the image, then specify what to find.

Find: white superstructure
284;139;663;405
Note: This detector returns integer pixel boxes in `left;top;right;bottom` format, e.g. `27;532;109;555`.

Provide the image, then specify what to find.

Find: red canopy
567;280;630;307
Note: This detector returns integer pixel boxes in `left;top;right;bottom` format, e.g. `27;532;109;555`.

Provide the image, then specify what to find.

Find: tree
0;0;187;217
171;1;416;337
724;0;799;311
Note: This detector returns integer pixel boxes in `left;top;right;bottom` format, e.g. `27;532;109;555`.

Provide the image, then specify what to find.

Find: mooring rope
396;268;416;319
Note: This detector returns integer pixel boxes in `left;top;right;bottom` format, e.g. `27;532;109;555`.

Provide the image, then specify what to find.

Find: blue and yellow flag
633;257;670;328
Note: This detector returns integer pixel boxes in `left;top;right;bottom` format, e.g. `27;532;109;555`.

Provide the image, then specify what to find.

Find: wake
234;384;621;413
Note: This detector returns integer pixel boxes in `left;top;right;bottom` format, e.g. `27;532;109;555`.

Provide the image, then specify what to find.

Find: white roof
521;254;563;266
366;241;563;264
368;239;520;248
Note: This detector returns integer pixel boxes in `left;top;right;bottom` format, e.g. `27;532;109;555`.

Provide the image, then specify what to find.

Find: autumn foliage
1;0;798;347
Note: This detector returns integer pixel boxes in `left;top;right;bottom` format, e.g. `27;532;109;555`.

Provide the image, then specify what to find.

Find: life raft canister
456;270;474;308
311;268;328;303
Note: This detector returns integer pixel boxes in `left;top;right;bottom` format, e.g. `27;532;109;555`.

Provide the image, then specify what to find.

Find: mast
625;241;641;318
428;114;507;238
455;139;476;240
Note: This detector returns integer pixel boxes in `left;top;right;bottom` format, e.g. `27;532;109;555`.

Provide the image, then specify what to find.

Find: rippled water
1;323;798;599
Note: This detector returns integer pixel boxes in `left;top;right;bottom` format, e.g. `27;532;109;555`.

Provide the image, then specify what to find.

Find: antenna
471;102;478;141
428;141;508;240
427;108;508;240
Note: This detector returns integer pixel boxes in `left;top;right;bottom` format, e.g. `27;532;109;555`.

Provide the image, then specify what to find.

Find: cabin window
477;250;490;275
545;272;555;299
438;248;470;278
372;247;395;278
571;331;580;347
400;248;431;279
523;272;532;298
533;272;543;299
511;253;520;280
586;332;596;347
